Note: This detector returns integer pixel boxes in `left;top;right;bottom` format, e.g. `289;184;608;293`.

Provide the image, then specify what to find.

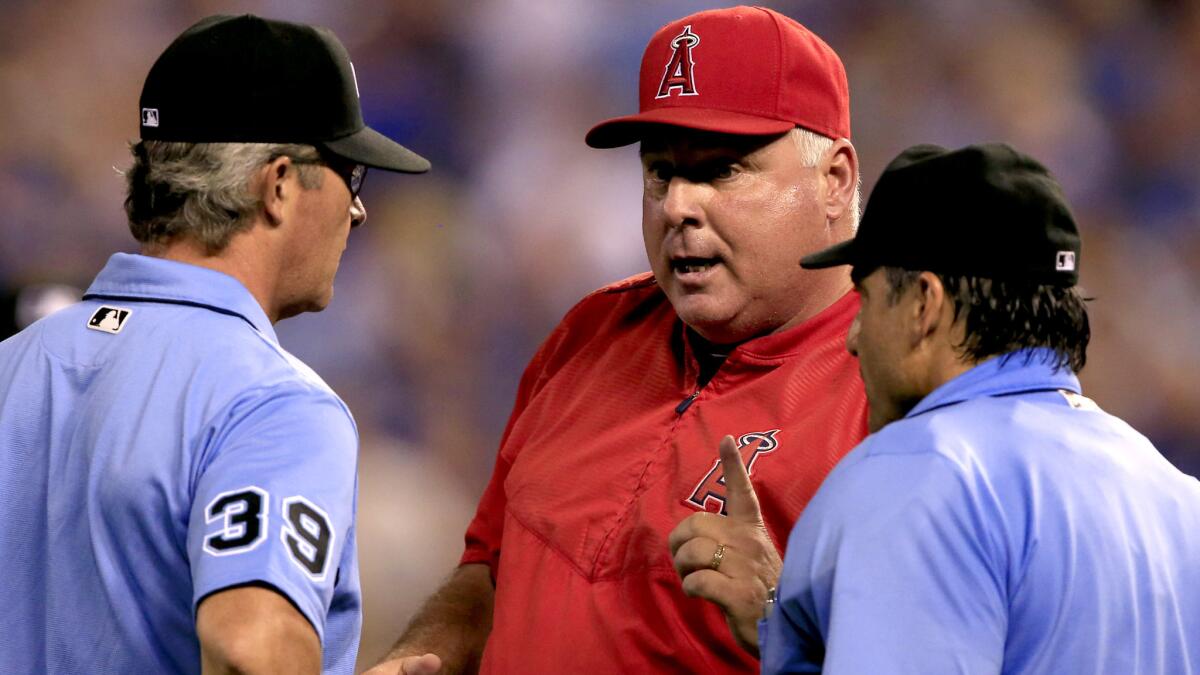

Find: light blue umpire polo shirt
761;348;1200;674
0;253;361;674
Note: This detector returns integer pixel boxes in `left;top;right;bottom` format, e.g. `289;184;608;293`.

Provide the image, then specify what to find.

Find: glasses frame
343;163;368;200
285;154;368;200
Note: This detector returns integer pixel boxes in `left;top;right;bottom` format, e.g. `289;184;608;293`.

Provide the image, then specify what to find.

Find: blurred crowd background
1;0;1197;667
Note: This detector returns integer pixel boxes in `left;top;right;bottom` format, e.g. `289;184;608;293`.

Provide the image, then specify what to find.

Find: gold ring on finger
710;543;727;572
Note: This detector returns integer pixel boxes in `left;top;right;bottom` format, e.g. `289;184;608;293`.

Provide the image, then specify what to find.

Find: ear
821;139;859;226
913;271;949;343
258;156;296;228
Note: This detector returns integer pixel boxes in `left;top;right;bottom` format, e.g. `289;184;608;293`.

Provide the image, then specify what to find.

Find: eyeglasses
287;155;368;199
341;163;368;200
324;159;368;199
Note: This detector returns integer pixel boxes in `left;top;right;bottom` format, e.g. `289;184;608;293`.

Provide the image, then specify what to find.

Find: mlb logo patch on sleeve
87;306;132;334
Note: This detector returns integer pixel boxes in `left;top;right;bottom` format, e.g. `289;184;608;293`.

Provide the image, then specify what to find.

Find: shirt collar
906;348;1081;419
83;252;277;342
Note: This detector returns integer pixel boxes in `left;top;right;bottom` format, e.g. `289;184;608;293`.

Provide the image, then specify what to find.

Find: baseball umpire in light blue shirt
759;143;1200;673
0;15;430;675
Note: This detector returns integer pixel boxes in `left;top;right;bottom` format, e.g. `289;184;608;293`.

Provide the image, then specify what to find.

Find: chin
675;308;735;340
313;283;336;308
669;294;732;331
278;293;333;321
308;294;333;313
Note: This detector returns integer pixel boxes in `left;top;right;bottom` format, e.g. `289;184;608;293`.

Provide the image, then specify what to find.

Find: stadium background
0;0;1196;667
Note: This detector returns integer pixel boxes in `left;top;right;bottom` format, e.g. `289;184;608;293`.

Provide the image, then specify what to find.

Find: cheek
641;188;662;226
762;182;809;219
328;198;352;235
728;181;819;258
855;317;887;375
860;320;911;399
641;196;666;262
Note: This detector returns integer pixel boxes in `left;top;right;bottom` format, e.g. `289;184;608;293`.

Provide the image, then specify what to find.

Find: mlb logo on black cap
141;108;160;127
87;306;132;334
1056;251;1076;272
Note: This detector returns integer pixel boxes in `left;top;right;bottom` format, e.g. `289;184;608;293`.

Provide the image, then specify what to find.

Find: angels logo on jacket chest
685;429;779;516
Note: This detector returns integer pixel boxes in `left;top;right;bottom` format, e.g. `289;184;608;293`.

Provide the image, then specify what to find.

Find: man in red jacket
370;6;867;673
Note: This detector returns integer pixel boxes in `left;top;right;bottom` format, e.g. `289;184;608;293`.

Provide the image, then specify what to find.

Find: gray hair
789;127;861;231
124;141;325;253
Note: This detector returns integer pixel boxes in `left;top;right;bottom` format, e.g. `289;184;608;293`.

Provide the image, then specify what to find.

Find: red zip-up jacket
462;273;868;672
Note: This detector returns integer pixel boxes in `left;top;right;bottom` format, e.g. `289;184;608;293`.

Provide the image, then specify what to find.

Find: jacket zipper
675;390;701;414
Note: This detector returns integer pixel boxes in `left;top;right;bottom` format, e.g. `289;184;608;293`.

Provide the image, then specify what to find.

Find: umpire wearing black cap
0;14;427;675
803;142;1086;433
757;143;1200;673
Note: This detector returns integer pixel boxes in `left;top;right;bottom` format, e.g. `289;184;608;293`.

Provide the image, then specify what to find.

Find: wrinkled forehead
637;127;789;159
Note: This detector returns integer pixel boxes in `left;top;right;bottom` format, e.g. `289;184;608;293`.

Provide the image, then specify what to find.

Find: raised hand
667;435;782;656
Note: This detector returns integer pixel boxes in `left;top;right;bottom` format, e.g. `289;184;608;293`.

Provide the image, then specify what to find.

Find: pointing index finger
719;434;763;523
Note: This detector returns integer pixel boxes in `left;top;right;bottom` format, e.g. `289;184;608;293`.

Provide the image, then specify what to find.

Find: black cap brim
800;238;858;269
321;126;431;174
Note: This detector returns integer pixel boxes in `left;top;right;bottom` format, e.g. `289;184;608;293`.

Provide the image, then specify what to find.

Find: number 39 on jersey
202;485;335;580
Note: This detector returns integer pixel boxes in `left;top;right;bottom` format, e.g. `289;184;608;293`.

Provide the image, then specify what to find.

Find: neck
774;266;855;333
144;225;283;323
921;344;990;400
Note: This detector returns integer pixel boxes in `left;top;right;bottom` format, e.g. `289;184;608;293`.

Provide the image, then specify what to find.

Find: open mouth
670;256;721;275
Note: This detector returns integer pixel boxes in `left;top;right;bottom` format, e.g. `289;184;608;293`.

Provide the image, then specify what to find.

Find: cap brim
800;238;858;269
321;125;431;173
586;108;796;148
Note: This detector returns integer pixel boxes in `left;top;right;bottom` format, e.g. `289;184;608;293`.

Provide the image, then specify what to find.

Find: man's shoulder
85;300;349;420
851;390;1093;492
516;272;672;389
545;272;672;349
577;271;661;303
560;272;668;326
590;271;660;295
202;327;349;418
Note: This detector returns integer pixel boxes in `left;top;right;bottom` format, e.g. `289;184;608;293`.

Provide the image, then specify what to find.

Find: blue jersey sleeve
764;442;1008;674
186;384;358;640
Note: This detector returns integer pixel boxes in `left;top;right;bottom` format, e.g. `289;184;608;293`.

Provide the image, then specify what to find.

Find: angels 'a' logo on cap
656;25;701;99
87;305;132;335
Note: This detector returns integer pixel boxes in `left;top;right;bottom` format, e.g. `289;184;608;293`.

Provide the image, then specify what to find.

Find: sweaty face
847;269;923;432
640;130;834;344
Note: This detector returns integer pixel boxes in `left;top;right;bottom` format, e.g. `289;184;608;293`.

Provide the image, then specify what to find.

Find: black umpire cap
138;14;430;173
802;143;1080;286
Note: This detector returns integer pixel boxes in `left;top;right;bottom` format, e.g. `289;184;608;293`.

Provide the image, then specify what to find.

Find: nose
662;177;704;228
350;196;367;228
846;313;861;356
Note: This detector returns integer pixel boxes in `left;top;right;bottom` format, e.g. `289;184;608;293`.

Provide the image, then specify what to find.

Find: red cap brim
585;107;797;148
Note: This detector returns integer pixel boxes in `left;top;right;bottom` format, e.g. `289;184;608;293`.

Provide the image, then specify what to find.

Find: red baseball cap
585;6;850;148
